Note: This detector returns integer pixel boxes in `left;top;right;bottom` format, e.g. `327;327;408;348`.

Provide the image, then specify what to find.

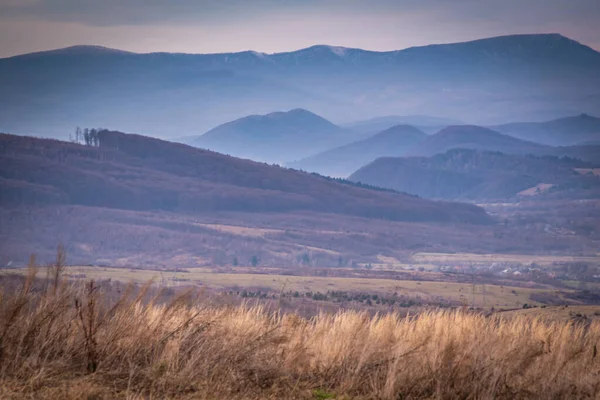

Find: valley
2;27;600;399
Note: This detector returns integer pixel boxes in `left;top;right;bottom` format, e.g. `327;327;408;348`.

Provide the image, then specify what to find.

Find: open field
3;203;600;269
500;305;600;322
1;266;570;308
412;252;600;267
1;271;599;399
193;222;284;238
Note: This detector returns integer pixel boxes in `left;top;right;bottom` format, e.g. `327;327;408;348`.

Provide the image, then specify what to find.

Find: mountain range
185;110;600;172
1;33;599;139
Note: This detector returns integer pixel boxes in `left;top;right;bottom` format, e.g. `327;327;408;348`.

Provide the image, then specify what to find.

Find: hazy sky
1;0;599;57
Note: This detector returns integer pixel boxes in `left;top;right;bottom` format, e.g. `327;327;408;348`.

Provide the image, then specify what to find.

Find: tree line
69;127;105;147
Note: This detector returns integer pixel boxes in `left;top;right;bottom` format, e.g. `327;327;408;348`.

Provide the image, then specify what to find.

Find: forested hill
0;131;492;224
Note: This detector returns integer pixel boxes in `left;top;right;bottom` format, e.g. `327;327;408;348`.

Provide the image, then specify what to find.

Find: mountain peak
437;125;499;136
9;45;135;59
428;33;599;60
376;124;427;138
298;45;350;55
190;108;347;163
406;124;548;157
262;108;331;124
286;108;319;116
59;45;134;54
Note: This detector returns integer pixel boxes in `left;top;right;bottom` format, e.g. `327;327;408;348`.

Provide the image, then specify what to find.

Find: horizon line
2;32;592;60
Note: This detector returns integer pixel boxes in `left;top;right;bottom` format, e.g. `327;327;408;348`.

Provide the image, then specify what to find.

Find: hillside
493;114;600;146
551;144;600;164
349;149;599;201
1;34;600;138
287;125;427;177
0;131;490;224
405;125;550;157
181;109;360;163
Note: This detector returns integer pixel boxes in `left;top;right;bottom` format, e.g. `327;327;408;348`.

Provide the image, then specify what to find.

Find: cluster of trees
307;171;418;196
239;289;272;299
302;290;422;306
69;127;105;147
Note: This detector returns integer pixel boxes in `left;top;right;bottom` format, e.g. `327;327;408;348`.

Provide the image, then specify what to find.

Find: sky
0;0;599;57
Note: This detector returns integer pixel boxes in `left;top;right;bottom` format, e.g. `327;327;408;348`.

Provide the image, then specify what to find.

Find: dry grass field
2;265;568;309
499;305;600;322
0;265;599;399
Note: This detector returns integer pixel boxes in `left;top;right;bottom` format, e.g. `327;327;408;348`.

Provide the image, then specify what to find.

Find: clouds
0;0;599;57
3;0;597;27
0;0;309;26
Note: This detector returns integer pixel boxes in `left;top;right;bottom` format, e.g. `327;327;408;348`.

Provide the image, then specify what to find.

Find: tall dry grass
0;257;599;398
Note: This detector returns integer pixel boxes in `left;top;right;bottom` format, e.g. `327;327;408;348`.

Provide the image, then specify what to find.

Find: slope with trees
349;149;599;201
0;130;491;224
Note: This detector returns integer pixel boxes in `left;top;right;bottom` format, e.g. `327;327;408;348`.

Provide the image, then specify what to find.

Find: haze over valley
2;2;600;397
2;33;600;139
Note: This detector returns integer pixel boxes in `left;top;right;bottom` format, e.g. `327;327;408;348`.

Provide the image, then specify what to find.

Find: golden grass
192;222;284;238
1;266;558;308
499;305;600;322
1;263;599;399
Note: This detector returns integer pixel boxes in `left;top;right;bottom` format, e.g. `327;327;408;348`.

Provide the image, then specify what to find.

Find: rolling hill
342;116;463;136
287;125;427;177
0;131;491;224
405;125;551;157
492;114;600;146
1;34;600;139
349;149;599;201
180;109;360;163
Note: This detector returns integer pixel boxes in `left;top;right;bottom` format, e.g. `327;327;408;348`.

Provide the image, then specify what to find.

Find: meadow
0;265;568;309
0;265;599;399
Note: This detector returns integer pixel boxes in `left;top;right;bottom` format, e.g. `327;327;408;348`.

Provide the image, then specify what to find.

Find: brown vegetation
1;262;599;399
349;148;599;201
2;203;598;268
0;131;490;224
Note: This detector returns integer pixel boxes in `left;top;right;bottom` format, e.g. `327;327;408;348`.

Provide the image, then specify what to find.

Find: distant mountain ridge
182;109;362;163
343;115;464;136
13;33;598;63
492;114;600;146
405;125;551;157
288;125;427;177
1;33;599;138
